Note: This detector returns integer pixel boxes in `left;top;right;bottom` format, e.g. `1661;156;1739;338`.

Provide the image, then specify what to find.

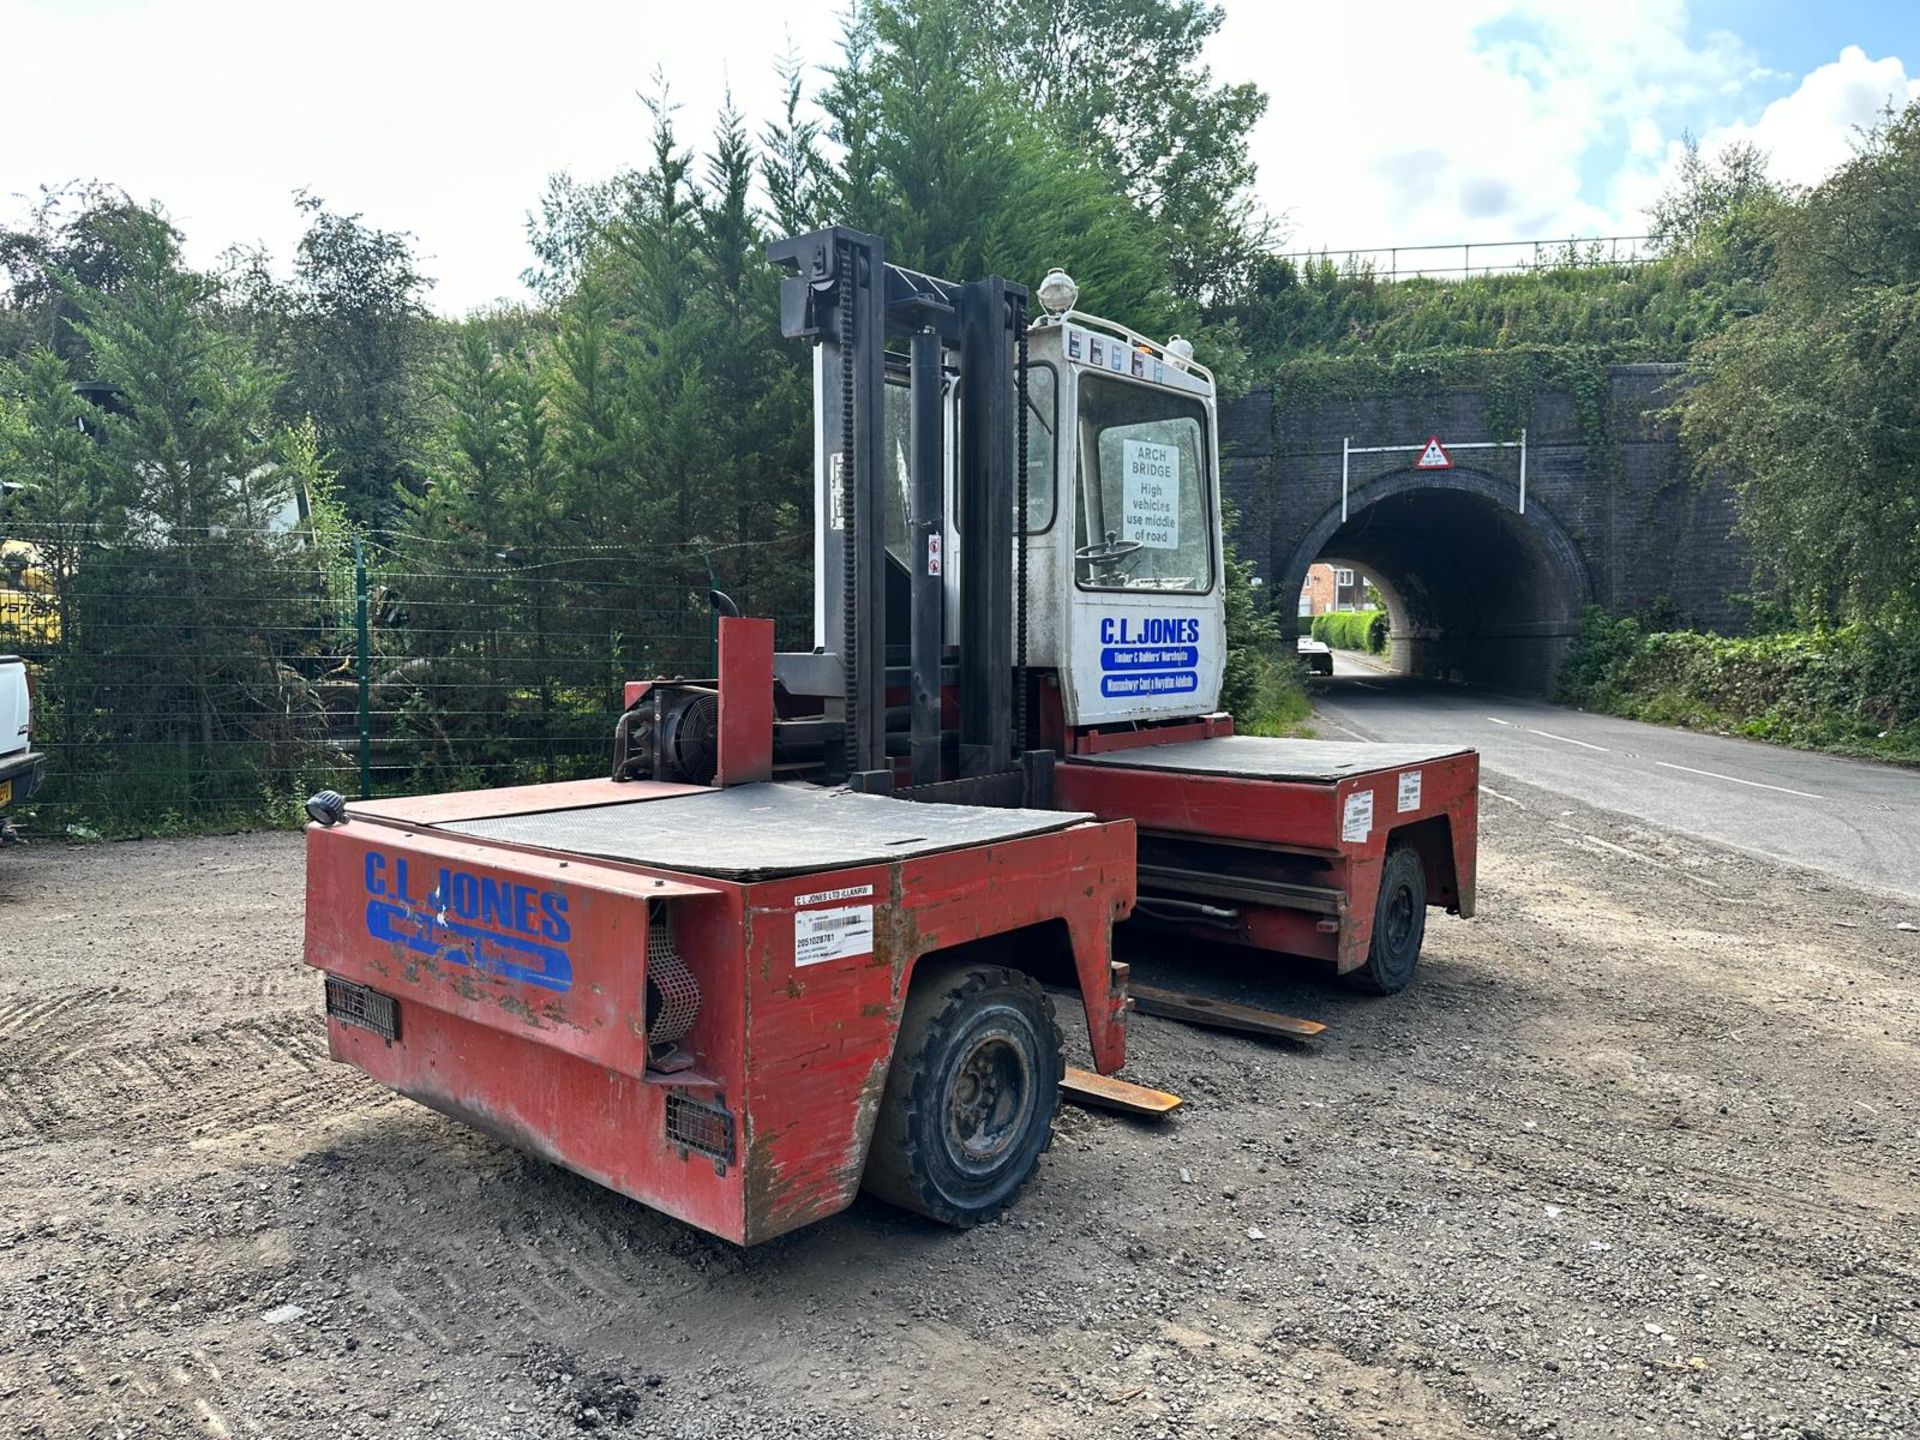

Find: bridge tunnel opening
1286;471;1590;693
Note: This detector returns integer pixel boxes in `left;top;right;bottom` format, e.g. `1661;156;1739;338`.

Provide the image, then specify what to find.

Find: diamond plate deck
438;782;1091;880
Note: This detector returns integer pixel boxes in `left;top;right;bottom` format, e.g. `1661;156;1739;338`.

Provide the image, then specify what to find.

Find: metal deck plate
1069;736;1471;783
438;783;1090;881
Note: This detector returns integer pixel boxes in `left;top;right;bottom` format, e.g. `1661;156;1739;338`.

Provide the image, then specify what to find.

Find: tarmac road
1315;655;1920;903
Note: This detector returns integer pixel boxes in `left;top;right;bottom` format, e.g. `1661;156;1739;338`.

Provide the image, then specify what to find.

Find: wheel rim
943;1024;1034;1174
1383;878;1416;953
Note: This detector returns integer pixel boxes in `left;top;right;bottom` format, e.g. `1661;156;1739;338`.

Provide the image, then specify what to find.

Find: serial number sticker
793;883;874;908
1398;770;1423;813
1342;790;1374;844
795;905;874;967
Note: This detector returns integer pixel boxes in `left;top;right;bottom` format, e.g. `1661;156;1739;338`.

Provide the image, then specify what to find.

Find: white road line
1487;716;1513;726
1480;785;1527;810
1527;728;1609;752
1354;681;1381;691
1653;760;1821;800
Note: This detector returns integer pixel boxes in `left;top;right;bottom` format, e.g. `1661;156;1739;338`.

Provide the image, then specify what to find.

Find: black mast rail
768;226;1033;804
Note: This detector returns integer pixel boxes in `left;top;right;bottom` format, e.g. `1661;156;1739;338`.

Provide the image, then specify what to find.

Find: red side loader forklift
303;228;1479;1245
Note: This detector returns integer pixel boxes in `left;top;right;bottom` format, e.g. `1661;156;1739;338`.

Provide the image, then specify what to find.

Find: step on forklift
303;228;1479;1245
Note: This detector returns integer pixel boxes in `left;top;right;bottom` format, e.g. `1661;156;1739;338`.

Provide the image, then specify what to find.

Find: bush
1311;609;1388;654
1228;646;1312;736
1221;522;1311;736
1558;606;1920;762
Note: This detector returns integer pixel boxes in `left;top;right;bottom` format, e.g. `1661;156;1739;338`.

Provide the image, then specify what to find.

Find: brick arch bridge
1219;363;1752;692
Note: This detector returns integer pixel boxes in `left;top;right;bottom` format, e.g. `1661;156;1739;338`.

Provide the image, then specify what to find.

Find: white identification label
1121;439;1180;550
1397;769;1423;813
1342;789;1374;844
793;883;874;908
795;905;874;966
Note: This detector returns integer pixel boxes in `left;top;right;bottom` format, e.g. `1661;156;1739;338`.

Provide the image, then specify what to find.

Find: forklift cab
1018;307;1225;729
772;226;1229;790
863;312;1226;733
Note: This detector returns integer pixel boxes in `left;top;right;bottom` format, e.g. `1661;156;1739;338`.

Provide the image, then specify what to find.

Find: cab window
951;363;1058;534
1021;364;1057;532
1073;373;1213;591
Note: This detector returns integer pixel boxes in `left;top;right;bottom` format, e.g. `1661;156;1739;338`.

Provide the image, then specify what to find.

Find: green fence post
355;539;372;799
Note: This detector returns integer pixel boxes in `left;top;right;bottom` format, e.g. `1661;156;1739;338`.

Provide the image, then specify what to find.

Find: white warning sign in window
1121;439;1181;549
1414;435;1453;470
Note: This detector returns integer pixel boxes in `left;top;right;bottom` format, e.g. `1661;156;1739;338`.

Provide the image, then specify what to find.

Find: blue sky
1696;0;1915;71
3;1;1917;310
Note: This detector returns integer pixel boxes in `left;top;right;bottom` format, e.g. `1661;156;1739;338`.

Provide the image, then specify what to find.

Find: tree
523;171;620;304
820;0;1181;332
761;46;828;236
0;347;111;674
967;0;1271;305
1677;101;1920;620
2;212;342;827
227;193;434;526
1647;135;1780;254
0;184;186;370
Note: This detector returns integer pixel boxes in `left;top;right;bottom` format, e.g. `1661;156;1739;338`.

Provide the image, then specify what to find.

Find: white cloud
2;2;1914;305
1210;3;1915;266
1693;44;1920;186
1;0;843;313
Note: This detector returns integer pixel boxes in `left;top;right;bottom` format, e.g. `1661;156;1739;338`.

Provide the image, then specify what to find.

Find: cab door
1060;364;1226;727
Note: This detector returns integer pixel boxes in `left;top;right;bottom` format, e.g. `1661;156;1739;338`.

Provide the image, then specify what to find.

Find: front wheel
862;963;1063;1227
1346;842;1428;994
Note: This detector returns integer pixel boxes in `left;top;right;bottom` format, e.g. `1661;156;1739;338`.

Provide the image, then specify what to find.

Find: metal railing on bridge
1274;234;1657;282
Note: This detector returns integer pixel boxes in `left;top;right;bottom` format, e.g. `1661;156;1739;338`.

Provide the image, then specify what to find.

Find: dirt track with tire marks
2;783;1917;1438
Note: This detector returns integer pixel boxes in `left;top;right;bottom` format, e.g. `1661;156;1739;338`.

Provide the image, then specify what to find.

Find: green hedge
1558;607;1920;762
1311;609;1389;654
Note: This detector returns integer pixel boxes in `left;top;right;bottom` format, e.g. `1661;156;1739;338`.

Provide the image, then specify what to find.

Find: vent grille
645;905;700;1048
665;1091;734;1162
325;975;399;1041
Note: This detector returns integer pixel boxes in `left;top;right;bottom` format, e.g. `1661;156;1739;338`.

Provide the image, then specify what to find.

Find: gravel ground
2;778;1918;1439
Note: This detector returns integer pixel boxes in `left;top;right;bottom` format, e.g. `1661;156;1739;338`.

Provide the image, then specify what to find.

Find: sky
3;0;1917;312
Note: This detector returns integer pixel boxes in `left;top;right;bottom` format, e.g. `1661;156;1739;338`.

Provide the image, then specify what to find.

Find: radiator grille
664;1091;734;1162
324;975;400;1041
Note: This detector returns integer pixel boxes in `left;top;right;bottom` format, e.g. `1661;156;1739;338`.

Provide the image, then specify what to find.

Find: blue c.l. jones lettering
362;851;574;992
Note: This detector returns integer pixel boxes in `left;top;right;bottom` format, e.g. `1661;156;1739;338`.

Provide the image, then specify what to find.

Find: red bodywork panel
1067;712;1236;754
304;791;1134;1245
715;617;774;786
1056;746;1478;972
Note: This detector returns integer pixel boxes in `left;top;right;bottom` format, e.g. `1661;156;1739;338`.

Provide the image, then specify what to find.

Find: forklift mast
768;227;1034;801
767;226;1237;803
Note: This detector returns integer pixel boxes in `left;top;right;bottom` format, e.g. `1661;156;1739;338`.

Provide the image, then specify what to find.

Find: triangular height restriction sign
1415;435;1452;469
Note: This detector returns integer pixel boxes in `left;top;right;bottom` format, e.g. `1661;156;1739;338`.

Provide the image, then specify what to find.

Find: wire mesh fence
0;528;813;837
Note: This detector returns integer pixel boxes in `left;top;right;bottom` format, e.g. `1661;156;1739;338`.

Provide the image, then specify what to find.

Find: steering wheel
1076;531;1148;584
1075;533;1144;568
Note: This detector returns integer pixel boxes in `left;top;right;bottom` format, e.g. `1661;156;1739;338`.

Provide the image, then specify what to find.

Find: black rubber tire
862;962;1063;1227
1346;842;1428;995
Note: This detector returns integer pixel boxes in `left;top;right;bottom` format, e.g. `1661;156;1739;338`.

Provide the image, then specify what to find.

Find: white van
0;655;46;837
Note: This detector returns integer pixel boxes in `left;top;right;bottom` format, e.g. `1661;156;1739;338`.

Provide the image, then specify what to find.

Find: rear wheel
1347;842;1427;994
862;962;1063;1227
